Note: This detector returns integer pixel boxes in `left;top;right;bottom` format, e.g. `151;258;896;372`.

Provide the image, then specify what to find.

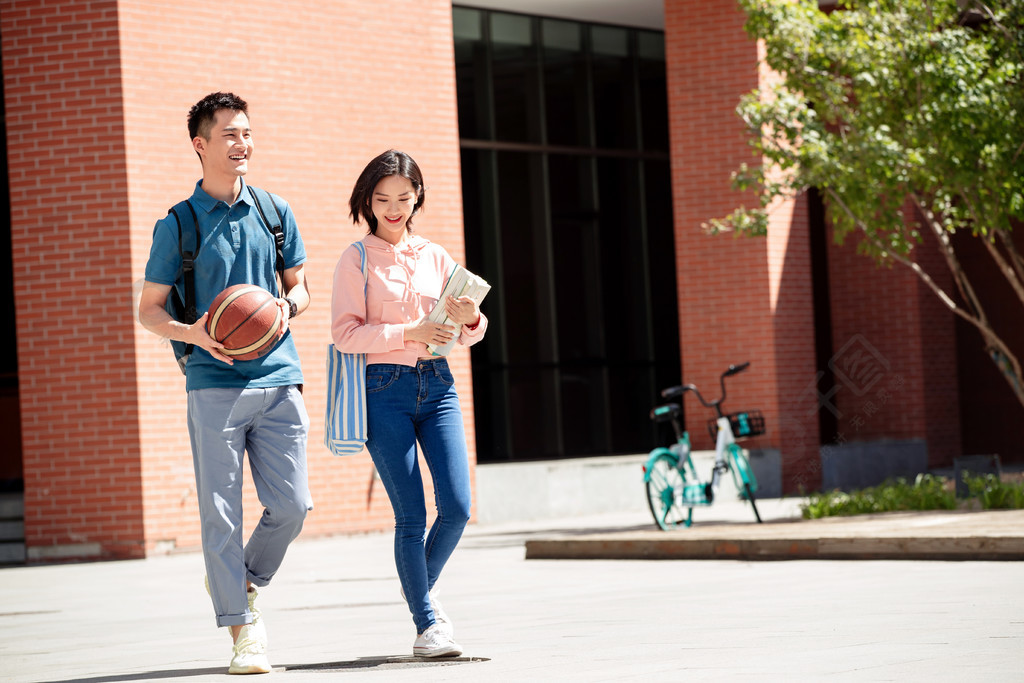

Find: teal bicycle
643;362;764;529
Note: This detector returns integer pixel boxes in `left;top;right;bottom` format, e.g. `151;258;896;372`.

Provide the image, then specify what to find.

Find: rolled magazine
426;264;491;356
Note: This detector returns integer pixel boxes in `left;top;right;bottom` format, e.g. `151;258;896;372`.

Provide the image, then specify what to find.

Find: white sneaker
429;591;454;638
413;624;462;658
229;622;271;674
401;586;454;638
205;576;269;674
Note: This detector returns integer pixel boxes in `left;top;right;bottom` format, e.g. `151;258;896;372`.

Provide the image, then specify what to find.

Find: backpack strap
167;199;200;369
249;185;286;295
169;200;200;322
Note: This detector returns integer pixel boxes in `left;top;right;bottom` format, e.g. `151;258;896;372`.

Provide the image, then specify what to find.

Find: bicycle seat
649;403;681;423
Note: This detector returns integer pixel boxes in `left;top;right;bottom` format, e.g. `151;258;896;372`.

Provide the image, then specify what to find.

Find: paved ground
2;499;1022;682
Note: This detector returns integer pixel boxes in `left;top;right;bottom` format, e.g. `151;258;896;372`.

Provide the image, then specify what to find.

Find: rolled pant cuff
216;612;252;628
246;571;271;588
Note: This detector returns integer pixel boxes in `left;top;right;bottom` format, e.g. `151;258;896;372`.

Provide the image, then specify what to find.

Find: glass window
491;12;541;143
542;18;580;51
454;6;678;462
454;8;489;140
453;6;481;40
638;31;669;151
542;20;590;147
591;26;637;149
591;25;629;57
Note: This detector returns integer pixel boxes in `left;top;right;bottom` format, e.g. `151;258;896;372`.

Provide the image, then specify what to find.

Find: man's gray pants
187;384;313;627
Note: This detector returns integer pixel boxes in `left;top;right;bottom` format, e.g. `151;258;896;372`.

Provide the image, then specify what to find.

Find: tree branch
980;232;1024;309
829;189;1024;403
996;228;1024;290
826;189;976;326
909;194;991;323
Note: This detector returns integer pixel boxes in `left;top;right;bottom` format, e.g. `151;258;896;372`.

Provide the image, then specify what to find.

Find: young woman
331;150;487;657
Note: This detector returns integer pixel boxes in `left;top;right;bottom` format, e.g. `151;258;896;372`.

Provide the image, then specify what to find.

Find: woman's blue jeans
365;358;472;633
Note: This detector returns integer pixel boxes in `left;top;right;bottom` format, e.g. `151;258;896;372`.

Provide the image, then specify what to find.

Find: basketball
205;284;283;361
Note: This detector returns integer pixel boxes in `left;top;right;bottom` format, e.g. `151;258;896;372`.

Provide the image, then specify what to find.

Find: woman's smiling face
371;174;419;244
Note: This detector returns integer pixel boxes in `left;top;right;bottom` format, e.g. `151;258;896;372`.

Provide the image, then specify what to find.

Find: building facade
1;0;1019;562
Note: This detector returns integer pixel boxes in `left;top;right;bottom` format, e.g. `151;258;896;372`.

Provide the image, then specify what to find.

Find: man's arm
276;263;310;335
138;280;234;364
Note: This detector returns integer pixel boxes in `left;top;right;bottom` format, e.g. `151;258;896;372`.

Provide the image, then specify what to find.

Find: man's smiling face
195;108;253;179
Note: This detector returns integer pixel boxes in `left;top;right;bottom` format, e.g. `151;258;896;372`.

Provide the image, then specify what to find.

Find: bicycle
642;362;765;529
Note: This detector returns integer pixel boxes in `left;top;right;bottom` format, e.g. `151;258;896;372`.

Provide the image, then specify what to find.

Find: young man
139;92;312;674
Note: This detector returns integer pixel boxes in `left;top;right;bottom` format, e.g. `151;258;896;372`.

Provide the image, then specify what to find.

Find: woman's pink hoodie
331;233;487;366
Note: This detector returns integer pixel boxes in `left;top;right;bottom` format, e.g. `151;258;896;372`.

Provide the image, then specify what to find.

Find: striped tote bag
324;241;369;456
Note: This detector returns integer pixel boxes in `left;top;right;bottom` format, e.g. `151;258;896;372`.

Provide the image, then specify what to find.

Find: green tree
711;0;1024;406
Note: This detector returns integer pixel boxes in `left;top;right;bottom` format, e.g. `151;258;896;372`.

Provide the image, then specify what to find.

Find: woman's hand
404;317;456;347
444;296;481;327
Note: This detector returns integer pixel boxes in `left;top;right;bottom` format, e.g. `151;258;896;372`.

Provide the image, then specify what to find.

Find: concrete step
0;519;24;541
0;492;26;565
0;492;24;519
0;542;26;564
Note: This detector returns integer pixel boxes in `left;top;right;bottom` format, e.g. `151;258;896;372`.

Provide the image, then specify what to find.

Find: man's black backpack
165;186;286;374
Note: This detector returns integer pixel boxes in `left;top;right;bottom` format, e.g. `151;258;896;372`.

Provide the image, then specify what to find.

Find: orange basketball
206;284;282;361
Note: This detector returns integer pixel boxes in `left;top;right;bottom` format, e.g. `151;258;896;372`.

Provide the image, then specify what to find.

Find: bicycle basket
706;410;766;441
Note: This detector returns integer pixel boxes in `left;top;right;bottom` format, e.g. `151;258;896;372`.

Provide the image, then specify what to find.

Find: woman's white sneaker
413;624;462;658
428;591;454;638
401;587;454;637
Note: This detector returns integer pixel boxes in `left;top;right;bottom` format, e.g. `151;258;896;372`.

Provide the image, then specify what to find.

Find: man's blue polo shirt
145;179;306;391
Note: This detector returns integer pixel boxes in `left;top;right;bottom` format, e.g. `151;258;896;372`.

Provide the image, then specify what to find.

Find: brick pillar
665;0;821;491
116;0;471;548
3;0;145;560
4;0;474;560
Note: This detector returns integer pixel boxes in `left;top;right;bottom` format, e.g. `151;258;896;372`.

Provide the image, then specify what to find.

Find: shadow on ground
47;656;490;682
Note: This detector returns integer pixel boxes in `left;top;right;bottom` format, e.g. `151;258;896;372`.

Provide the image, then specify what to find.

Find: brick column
665;0;821;491
3;0;145;560
4;0;473;560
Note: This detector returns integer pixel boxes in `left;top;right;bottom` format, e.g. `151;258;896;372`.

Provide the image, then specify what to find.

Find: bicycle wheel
729;445;763;524
744;482;762;523
645;453;690;530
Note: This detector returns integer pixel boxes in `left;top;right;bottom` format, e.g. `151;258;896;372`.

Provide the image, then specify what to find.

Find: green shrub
800;473;1002;519
964;473;1024;510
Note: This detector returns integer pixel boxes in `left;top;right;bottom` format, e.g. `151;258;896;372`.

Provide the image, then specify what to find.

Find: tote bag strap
324;240;370;457
354;240;368;292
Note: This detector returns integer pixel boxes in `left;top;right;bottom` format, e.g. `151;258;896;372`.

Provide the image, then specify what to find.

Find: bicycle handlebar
723;361;750;377
659;362;751;416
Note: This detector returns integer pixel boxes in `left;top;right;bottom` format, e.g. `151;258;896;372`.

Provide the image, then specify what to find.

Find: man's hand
139;281;234;365
189;312;234;365
275;298;291;339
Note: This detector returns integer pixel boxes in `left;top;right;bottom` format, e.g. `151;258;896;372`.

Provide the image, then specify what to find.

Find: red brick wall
119;0;471;553
665;0;820;491
5;0;474;558
826;206;960;466
914;213;962;465
2;0;145;560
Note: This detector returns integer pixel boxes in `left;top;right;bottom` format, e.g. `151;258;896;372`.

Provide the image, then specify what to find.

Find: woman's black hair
348;150;425;234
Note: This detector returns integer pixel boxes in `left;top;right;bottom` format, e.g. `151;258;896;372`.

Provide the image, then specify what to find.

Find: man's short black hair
187;92;249;141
